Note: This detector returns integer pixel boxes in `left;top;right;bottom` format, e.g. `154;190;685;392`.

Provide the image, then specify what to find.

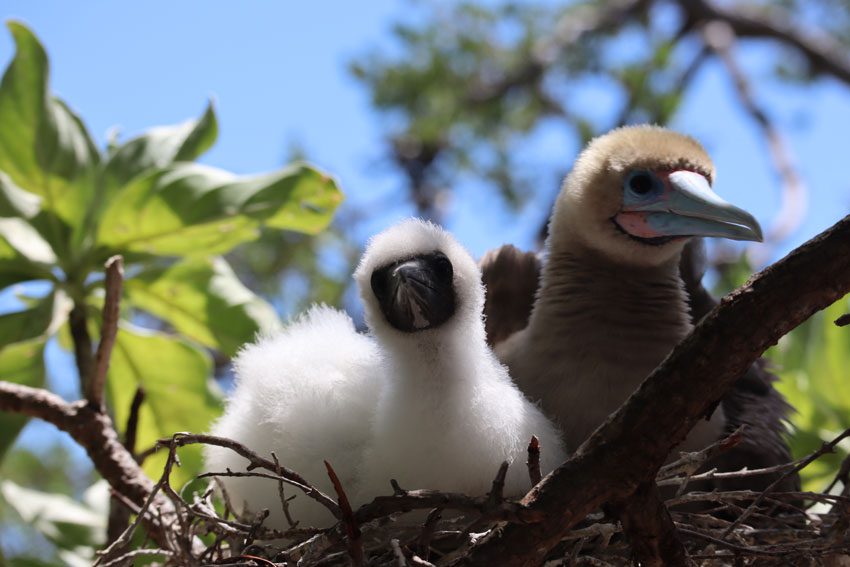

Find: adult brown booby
485;125;796;491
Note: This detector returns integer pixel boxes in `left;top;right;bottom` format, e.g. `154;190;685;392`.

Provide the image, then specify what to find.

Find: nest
94;430;850;567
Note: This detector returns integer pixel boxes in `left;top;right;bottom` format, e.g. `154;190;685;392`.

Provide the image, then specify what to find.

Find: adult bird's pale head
549;125;763;267
354;219;484;341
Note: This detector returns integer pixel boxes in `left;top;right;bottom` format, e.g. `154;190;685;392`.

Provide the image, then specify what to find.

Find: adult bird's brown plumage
484;125;797;492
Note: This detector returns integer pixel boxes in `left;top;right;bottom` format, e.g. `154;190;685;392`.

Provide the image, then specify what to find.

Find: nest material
95;431;850;567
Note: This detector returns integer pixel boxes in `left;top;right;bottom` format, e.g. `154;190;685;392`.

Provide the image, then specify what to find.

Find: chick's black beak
370;251;456;332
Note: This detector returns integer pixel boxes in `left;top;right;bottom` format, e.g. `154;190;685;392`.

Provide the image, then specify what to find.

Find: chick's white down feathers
205;306;381;528
206;219;566;529
353;219;566;503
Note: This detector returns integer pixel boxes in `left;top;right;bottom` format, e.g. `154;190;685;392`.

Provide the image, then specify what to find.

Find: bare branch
445;214;850;565
0;381;158;508
680;0;850;86
609;482;688;567
703;21;808;252
157;433;340;517
90;255;123;409
721;427;850;537
69;302;94;392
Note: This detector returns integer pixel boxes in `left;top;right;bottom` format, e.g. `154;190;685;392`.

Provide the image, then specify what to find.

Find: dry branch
0;381;158;508
445;215;850;566
680;0;850;86
90;255;124;409
160;433;340;517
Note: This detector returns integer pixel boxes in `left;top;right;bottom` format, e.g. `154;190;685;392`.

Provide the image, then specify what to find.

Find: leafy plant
0;19;342;493
770;298;850;492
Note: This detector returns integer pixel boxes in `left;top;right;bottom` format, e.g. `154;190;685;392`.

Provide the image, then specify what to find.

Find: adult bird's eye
625;170;657;197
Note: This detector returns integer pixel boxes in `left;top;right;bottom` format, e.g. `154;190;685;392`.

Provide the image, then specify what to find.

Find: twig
391;538;408;566
158;432;340;517
703;21;807;253
101;548;173;567
353;486;542;526
721;427;850;537
89;255;123;409
418;508;442;561
69;301;95;392
527;436;542;487
97;437;183;565
680;0;850;87
325;460;364;567
272;452;298;528
124;386;145;456
486;461;509;510
0;381;162;511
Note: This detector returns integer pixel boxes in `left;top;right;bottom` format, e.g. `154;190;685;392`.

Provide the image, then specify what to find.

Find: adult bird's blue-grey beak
615;169;763;242
370;251;456;332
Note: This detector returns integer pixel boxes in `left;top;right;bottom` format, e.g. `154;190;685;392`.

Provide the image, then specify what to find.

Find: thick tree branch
0;381;156;506
609;482;687;567
445;214;850;566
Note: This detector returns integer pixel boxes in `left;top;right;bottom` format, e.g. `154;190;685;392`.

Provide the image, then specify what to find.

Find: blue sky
2;2;848;262
1;0;850;537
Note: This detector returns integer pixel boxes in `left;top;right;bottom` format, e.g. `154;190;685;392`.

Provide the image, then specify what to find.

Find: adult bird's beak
616;170;763;242
370;252;456;333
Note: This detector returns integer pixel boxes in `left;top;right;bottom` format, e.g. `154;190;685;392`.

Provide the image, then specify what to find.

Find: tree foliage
0;21;341;564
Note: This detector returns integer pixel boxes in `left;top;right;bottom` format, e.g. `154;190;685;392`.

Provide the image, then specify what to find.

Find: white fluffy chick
353;219;567;502
204;305;381;529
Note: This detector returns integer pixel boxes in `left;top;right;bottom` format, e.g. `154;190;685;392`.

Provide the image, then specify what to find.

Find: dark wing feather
480;244;541;347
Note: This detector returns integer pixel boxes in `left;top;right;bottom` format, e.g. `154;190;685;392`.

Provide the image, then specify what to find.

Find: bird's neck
379;321;490;399
529;243;692;364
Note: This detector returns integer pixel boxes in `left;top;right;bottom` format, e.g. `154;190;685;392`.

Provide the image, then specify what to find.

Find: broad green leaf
125;257;280;356
0;22;98;232
0;171;41;218
774;296;850;491
0;338;46;461
0;217;58;288
97;162;342;257
0;479;106;551
107;323;222;486
0;290;69;350
100;101;218;199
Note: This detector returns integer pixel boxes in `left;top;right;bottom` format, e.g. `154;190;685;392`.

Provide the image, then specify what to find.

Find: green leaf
107;323;222;486
774;296;850;491
0;217;58;288
0;479;106;552
125;257;280;356
0;171;41;218
0;22;99;230
100;101;218;199
0;290;69;351
97;162;342;257
0;338;46;461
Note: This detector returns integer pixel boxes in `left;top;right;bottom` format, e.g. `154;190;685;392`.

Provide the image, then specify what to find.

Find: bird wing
205;305;383;527
480;244;541;347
